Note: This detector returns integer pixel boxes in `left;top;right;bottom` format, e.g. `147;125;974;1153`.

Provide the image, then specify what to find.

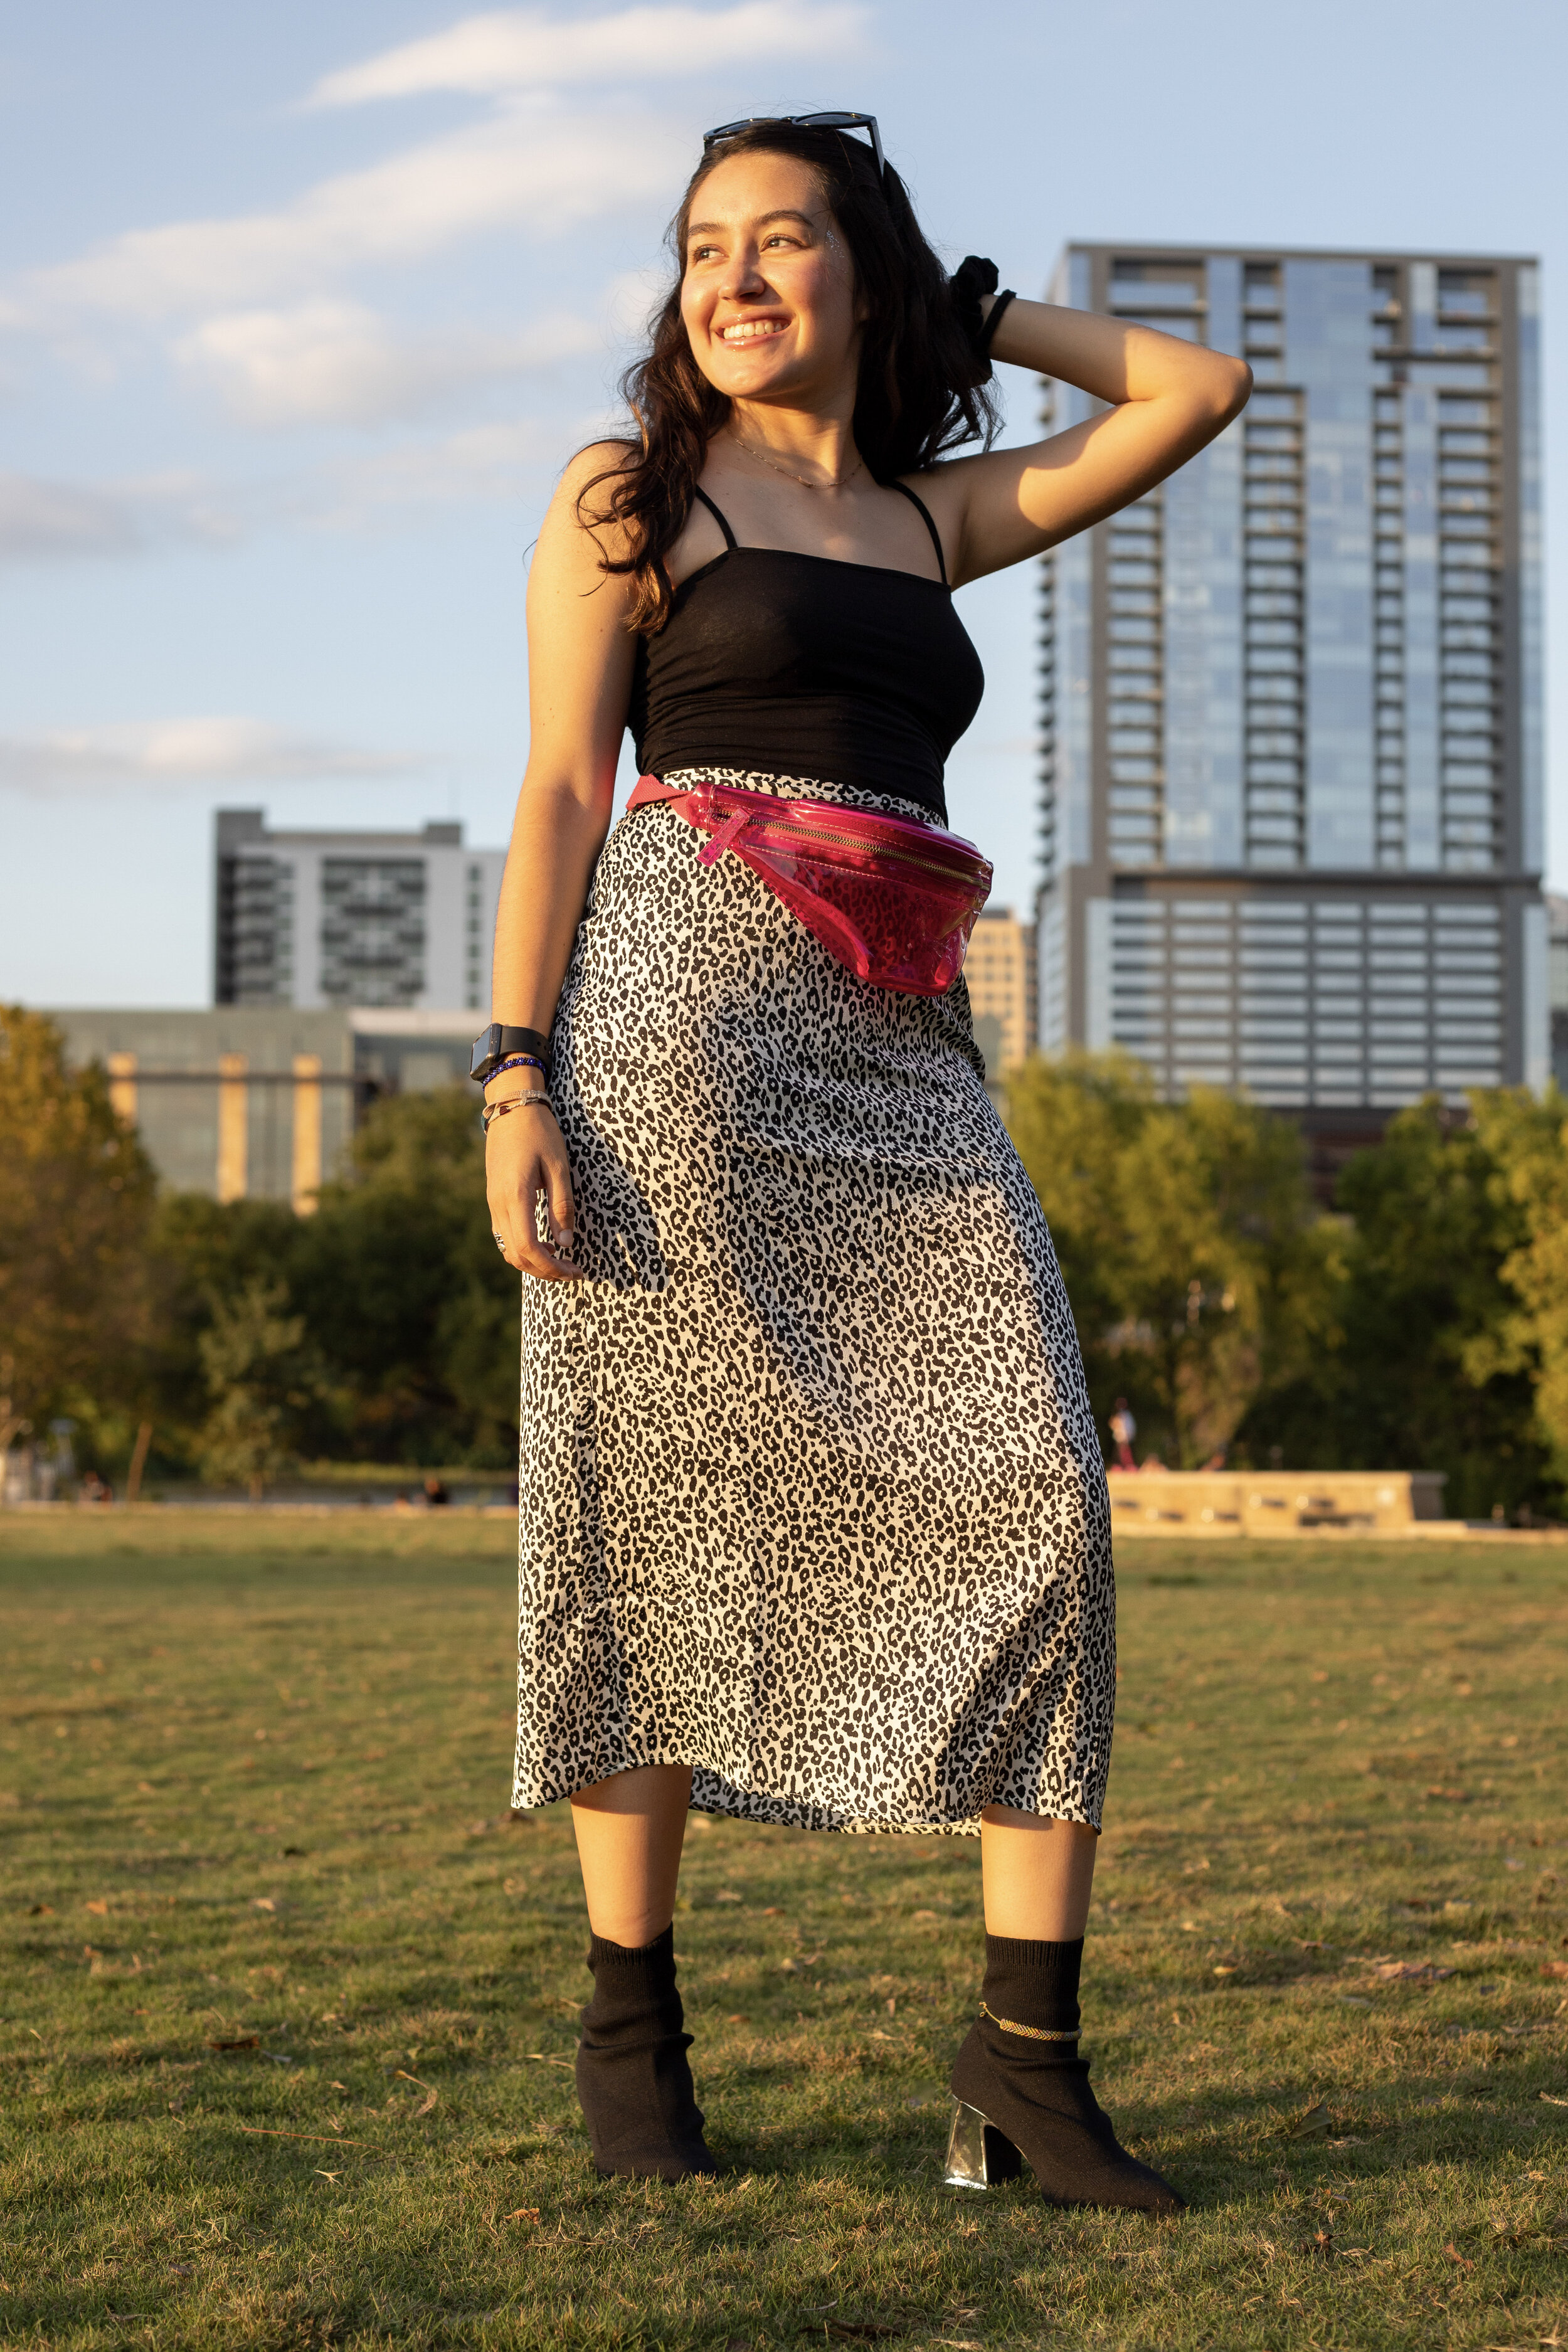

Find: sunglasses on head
701;111;886;186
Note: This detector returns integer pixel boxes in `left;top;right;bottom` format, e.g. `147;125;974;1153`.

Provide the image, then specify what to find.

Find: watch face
469;1024;502;1080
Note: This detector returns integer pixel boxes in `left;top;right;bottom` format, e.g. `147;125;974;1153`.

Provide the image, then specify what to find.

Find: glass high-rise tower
1035;243;1546;1125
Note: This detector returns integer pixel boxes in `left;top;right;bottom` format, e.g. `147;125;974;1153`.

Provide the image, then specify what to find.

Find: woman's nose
723;252;767;299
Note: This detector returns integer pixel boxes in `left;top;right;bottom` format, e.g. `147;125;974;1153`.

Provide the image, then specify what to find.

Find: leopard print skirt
514;768;1115;1835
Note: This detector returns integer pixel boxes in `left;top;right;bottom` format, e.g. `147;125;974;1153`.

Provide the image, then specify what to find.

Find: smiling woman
478;114;1248;2203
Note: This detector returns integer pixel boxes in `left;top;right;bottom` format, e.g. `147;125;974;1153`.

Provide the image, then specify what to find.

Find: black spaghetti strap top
628;480;984;821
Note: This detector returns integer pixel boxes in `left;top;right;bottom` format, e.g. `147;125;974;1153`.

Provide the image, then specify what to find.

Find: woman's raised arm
485;445;638;1279
928;299;1251;588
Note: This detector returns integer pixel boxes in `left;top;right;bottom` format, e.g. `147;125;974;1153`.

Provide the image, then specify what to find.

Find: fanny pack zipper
704;802;979;884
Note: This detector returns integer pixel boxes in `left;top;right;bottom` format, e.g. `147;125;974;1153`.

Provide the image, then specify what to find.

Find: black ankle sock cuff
587;1922;675;1970
984;1932;1084;1977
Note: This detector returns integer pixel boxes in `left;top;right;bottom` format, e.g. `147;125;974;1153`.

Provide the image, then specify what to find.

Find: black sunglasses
701;111;886;186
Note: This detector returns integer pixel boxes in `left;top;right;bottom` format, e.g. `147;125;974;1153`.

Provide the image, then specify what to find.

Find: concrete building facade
51;1007;479;1205
965;907;1036;1078
1036;242;1546;1126
215;810;508;1014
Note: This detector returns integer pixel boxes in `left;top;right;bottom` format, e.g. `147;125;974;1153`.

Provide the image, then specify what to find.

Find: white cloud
16;109;690;325
7;1;869;330
0;719;427;797
177;299;601;428
306;1;866;105
0;418;565;563
314;417;560;521
0;470;242;561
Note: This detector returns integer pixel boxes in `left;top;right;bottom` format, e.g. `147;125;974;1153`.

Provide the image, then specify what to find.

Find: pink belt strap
627;773;992;998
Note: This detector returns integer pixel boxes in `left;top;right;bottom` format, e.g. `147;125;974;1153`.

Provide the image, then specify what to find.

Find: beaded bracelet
487;1051;549;1087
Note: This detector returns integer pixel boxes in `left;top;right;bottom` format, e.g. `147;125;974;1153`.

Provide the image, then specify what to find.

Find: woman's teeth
721;319;786;341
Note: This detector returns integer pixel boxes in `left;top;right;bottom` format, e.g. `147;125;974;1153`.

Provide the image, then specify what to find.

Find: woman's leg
980;1804;1098;1937
569;1762;694;1943
568;1762;713;2180
953;1804;1182;2210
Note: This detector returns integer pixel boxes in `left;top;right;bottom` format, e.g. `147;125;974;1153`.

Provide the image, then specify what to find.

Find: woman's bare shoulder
543;439;640;561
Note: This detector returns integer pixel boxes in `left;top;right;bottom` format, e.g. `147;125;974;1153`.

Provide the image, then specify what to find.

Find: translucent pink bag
627;775;992;997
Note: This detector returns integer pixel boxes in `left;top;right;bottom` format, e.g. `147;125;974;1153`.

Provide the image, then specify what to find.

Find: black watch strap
470;1022;553;1084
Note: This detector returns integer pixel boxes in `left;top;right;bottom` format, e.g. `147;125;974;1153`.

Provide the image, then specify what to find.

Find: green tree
196;1276;333;1498
1283;1094;1561;1518
0;1007;157;1453
1005;1053;1341;1468
289;1084;517;1465
1466;1087;1568;1488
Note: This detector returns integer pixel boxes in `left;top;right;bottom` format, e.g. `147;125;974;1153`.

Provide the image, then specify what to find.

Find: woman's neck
723;402;862;492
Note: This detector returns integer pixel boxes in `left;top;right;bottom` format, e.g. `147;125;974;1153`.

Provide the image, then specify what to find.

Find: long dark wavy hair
578;120;999;632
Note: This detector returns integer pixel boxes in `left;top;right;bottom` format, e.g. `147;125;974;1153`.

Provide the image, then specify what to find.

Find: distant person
1108;1399;1137;1471
423;1476;450;1508
481;112;1244;2206
78;1471;112;1507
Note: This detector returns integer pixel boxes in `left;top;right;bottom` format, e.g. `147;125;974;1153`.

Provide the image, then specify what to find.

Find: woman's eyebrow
686;208;820;238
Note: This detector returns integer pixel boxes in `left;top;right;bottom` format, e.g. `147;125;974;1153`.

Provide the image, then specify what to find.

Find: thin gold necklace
728;431;864;494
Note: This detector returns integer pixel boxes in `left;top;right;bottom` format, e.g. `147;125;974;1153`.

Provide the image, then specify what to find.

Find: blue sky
1;0;1562;1007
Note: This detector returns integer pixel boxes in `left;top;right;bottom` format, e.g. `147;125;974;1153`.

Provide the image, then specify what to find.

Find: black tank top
628;483;984;822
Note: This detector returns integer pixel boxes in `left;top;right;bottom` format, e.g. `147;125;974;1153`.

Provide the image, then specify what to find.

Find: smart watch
469;1022;553;1084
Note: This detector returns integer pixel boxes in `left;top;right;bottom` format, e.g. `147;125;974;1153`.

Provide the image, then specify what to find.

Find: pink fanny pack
627;773;992;997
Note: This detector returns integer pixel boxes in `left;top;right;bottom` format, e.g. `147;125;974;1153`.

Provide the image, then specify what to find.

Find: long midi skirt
513;767;1115;1835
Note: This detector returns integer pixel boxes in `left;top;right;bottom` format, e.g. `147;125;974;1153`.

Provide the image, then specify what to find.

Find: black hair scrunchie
950;255;1017;379
950;253;999;345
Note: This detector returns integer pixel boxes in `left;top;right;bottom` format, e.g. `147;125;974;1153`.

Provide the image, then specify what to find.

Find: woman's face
679;149;865;406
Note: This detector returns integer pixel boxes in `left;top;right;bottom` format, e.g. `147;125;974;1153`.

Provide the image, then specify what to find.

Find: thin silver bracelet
482;1090;554;1132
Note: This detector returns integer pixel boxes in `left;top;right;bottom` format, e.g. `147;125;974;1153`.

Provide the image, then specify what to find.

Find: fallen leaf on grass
1281;2101;1332;2141
1444;2242;1475;2270
504;2207;539;2223
527;2053;573;2069
413;2088;438;2116
253;1898;276;1913
28;1904;53;1916
1542;1961;1568;1979
84;1899;108;1916
208;2035;259;2052
1374;1962;1454;1982
1540;2092;1568;2107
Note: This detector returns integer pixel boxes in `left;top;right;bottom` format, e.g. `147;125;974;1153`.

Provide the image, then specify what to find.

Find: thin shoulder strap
890;480;949;586
692;484;738;550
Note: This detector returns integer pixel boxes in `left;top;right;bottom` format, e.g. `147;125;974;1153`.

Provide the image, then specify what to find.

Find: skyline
1;0;1562;1008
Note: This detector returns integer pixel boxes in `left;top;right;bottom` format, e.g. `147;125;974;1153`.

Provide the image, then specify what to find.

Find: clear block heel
943;2099;1024;2190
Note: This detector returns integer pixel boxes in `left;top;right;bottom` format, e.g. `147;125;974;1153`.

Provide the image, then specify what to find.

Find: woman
482;116;1248;2205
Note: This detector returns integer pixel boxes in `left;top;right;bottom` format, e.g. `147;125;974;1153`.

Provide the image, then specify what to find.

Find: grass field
1;1513;1565;2351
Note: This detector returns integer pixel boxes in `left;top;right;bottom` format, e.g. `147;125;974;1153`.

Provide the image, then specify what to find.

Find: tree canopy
0;1006;157;1453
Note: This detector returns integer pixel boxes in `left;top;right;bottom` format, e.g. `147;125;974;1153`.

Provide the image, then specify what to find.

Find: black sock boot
948;1933;1183;2213
575;1924;717;2181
